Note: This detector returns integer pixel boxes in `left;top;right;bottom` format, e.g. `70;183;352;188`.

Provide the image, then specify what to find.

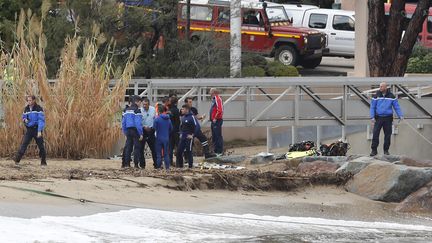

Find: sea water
1;208;432;242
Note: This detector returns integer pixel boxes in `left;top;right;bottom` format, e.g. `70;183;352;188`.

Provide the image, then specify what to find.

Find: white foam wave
0;208;431;242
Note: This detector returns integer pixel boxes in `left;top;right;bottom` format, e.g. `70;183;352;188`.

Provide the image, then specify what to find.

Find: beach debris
345;162;432;202
205;155;246;164
250;152;275;164
197;162;245;170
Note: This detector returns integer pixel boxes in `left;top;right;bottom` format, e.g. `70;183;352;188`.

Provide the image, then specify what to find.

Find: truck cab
283;4;355;58
177;0;327;68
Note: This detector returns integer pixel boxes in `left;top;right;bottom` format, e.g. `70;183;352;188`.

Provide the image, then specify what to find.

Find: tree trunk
367;0;386;76
368;0;431;77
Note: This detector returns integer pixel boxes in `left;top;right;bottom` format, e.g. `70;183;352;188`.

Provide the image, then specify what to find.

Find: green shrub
266;61;299;76
204;65;230;78
242;53;268;68
242;66;266;77
407;53;432;73
410;45;432;58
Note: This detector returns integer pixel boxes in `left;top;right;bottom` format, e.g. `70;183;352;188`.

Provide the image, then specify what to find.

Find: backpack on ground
320;141;350;156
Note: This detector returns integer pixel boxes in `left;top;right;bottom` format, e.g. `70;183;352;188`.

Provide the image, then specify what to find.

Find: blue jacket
122;104;143;136
370;90;403;119
22;104;45;132
180;112;199;136
154;113;173;142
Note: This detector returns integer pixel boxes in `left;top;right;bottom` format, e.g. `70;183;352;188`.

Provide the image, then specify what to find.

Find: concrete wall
341;0;355;10
323;124;432;160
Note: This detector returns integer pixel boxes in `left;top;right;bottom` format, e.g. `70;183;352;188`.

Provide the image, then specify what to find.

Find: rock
250;153;275;165
205;155;246;164
400;157;432;167
374;155;402;163
301;156;348;164
296;161;340;175
336;161;372;175
345;162;432;202
336;156;377;175
396;181;432;213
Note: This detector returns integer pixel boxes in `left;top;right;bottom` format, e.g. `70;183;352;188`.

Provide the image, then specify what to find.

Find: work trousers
123;128;141;168
155;139;170;169
140;128;157;168
371;116;393;152
211;119;223;154
16;127;46;164
176;135;194;168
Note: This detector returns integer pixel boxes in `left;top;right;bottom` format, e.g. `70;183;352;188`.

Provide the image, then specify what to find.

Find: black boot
14;153;22;165
370;150;377;157
41;157;47;166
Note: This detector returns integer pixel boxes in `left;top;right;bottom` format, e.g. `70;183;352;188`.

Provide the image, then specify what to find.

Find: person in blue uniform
121;95;143;168
176;105;198;168
14;95;47;166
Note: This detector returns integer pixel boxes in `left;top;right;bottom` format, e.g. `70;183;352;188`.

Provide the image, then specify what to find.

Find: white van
283;5;355;58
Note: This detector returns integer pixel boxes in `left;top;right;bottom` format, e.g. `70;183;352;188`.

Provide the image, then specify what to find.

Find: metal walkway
125;76;432;128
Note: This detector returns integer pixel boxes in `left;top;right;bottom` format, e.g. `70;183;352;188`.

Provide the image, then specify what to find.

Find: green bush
204;65;230;78
407;45;432;73
410;45;432;58
242;66;266;77
407;54;432;73
266;61;299;77
242;53;268;68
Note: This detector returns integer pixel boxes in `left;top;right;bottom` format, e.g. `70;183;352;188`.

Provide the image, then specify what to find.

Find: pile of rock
250;153;432;214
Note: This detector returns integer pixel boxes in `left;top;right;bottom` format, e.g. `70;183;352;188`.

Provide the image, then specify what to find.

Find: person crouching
176;104;198;169
121;95;143;168
153;104;173;170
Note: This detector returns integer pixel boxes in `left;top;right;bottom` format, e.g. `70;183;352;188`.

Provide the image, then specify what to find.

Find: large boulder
400;157;432;168
395;181;432;213
296;161;339;175
302;156;348;164
336;156;376;175
205;155;246;164
345;162;432;202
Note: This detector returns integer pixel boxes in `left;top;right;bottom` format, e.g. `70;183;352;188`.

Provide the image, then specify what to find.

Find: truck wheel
275;45;298;66
301;57;322;69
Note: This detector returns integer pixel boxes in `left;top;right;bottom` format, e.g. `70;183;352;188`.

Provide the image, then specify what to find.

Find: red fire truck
177;0;327;68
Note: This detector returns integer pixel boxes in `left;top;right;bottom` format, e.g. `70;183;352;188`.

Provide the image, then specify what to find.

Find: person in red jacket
209;88;224;156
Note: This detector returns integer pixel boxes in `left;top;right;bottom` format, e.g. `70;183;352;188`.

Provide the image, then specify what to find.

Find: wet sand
0;145;431;226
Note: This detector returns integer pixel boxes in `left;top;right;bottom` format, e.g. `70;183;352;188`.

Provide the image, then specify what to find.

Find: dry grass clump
0;2;140;159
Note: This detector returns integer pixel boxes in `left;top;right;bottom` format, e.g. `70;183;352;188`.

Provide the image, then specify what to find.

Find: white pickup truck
283;4;355;58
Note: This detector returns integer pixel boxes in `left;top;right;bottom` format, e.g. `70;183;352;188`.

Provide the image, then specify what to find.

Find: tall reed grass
0;2;140;159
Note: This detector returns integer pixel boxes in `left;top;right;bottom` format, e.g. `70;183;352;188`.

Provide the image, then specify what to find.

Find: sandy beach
0;145;431;229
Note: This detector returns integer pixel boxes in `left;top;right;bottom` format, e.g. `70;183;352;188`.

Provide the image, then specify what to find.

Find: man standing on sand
209;88;224;156
140;97;157;168
185;97;214;158
153;104;173;170
168;95;180;166
370;82;403;156
176;104;198;168
14;95;47;166
122;95;143;168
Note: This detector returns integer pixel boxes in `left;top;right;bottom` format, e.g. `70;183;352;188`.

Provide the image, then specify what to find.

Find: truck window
218;8;230;23
181;5;213;21
266;6;289;22
333;15;355;31
309;14;327;29
242;10;262;26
